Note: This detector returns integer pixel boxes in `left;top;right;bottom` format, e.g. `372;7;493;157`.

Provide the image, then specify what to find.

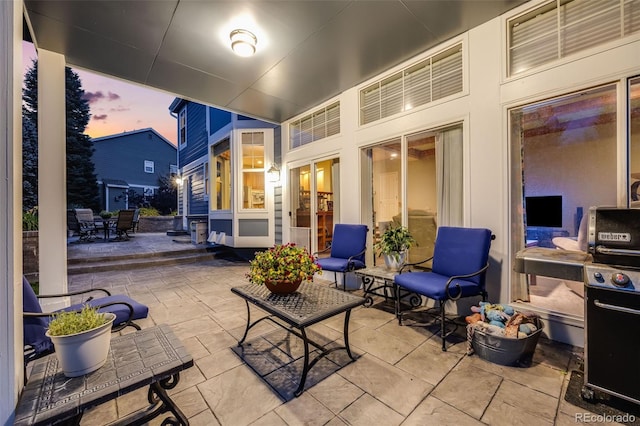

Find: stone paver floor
60;234;608;425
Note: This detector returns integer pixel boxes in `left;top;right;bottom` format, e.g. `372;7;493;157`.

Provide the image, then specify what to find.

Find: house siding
92;129;176;211
179;103;208;166
183;161;207;216
209;108;232;135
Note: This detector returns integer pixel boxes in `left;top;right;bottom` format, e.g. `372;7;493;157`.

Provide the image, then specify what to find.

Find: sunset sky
23;41;178;145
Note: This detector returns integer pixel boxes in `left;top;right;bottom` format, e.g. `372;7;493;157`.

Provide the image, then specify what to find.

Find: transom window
508;0;640;76
289;102;340;149
360;43;463;125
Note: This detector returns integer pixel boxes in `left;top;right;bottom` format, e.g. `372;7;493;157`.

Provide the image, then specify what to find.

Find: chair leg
440;301;447;351
395;284;403;325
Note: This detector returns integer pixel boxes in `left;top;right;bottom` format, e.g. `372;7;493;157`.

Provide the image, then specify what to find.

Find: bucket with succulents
46;305;115;377
374;225;415;271
247;243;322;294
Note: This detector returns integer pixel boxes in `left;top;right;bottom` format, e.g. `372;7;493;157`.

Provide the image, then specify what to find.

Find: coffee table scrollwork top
15;324;193;426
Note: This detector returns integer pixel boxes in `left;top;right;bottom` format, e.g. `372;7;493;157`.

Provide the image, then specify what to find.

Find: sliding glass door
289;158;339;253
363;124;463;266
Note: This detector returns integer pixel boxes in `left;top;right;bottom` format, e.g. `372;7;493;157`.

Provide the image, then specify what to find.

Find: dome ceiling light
230;29;257;57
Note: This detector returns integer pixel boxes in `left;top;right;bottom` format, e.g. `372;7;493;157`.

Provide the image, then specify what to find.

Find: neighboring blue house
92;128;177;212
169;99;281;248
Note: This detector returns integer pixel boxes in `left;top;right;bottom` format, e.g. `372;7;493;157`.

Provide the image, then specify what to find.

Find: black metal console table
15;324;193;426
231;282;366;397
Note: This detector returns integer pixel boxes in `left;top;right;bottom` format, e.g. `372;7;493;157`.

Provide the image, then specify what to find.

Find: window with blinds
359;44;463;126
508;0;640;76
290;102;340;148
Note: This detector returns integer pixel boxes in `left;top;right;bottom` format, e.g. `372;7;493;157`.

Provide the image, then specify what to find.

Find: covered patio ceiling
23;0;527;123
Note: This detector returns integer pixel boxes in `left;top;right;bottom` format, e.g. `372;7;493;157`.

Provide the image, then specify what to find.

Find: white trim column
1;0;23;420
37;49;68;307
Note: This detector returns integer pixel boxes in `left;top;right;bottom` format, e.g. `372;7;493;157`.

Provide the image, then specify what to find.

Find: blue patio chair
314;224;368;290
394;226;493;351
22;276;149;367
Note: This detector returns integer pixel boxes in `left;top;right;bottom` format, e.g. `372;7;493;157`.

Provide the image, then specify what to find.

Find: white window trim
144;160;155;174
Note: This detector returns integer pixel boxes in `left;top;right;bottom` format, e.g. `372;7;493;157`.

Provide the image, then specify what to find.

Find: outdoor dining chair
394;226;493;351
111;209;136;241
73;208;98;241
314;224;368;290
22;276;149;368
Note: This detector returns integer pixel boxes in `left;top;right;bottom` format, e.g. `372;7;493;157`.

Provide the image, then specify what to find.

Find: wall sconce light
173;174;183;185
230;29;257;57
267;163;280;182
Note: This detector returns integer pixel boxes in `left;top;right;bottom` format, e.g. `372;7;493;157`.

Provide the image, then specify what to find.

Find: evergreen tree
22;60;99;210
22;106;38;210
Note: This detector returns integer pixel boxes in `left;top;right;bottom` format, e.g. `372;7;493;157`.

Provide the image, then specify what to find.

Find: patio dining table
94;217;117;240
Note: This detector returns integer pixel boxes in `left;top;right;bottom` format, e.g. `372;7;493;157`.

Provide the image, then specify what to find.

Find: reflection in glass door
368;139;402;266
289;159;339;253
509;84;617;317
364;125;462;267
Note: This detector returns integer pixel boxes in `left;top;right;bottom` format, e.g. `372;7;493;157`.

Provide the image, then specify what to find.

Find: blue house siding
178;103;208;166
183;161;208;216
209;108;232;136
92;128;177;211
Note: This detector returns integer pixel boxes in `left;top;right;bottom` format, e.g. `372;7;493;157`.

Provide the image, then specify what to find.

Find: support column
37;49;68;308
1;0;23;420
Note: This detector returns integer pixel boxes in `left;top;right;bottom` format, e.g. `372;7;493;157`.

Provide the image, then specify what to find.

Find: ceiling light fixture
230;29;257;57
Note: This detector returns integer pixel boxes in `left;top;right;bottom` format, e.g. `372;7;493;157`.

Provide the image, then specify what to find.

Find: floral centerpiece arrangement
247;243;322;293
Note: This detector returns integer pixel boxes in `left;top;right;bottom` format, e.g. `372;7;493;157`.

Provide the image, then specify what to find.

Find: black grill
582;207;640;405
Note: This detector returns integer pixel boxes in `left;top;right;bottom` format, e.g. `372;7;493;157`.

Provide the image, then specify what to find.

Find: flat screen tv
525;195;562;228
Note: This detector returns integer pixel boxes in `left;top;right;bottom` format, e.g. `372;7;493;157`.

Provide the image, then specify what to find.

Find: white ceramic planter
383;252;406;271
46;312;115;377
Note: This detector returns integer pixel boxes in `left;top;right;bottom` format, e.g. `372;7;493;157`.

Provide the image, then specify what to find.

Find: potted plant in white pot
374;225;415;271
46;305;115;377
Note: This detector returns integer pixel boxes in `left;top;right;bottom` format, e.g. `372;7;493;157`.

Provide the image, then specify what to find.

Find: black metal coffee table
15;324;193;426
231;282;366;396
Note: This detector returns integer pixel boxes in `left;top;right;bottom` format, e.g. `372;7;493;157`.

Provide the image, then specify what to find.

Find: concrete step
67;246;209;265
67;250;218;275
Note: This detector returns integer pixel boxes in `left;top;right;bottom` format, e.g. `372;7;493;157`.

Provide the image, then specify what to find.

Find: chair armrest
398;256;434;273
36;288;112;299
78;220;96;230
346;248;367;270
444;262;489;300
313;246;331;256
24;300;135;331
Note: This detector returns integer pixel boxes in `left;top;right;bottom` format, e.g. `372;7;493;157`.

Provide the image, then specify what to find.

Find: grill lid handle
595;245;640;257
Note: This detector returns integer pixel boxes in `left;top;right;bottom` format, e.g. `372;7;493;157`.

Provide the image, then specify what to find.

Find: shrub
139;207;160;216
22;206;38;231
